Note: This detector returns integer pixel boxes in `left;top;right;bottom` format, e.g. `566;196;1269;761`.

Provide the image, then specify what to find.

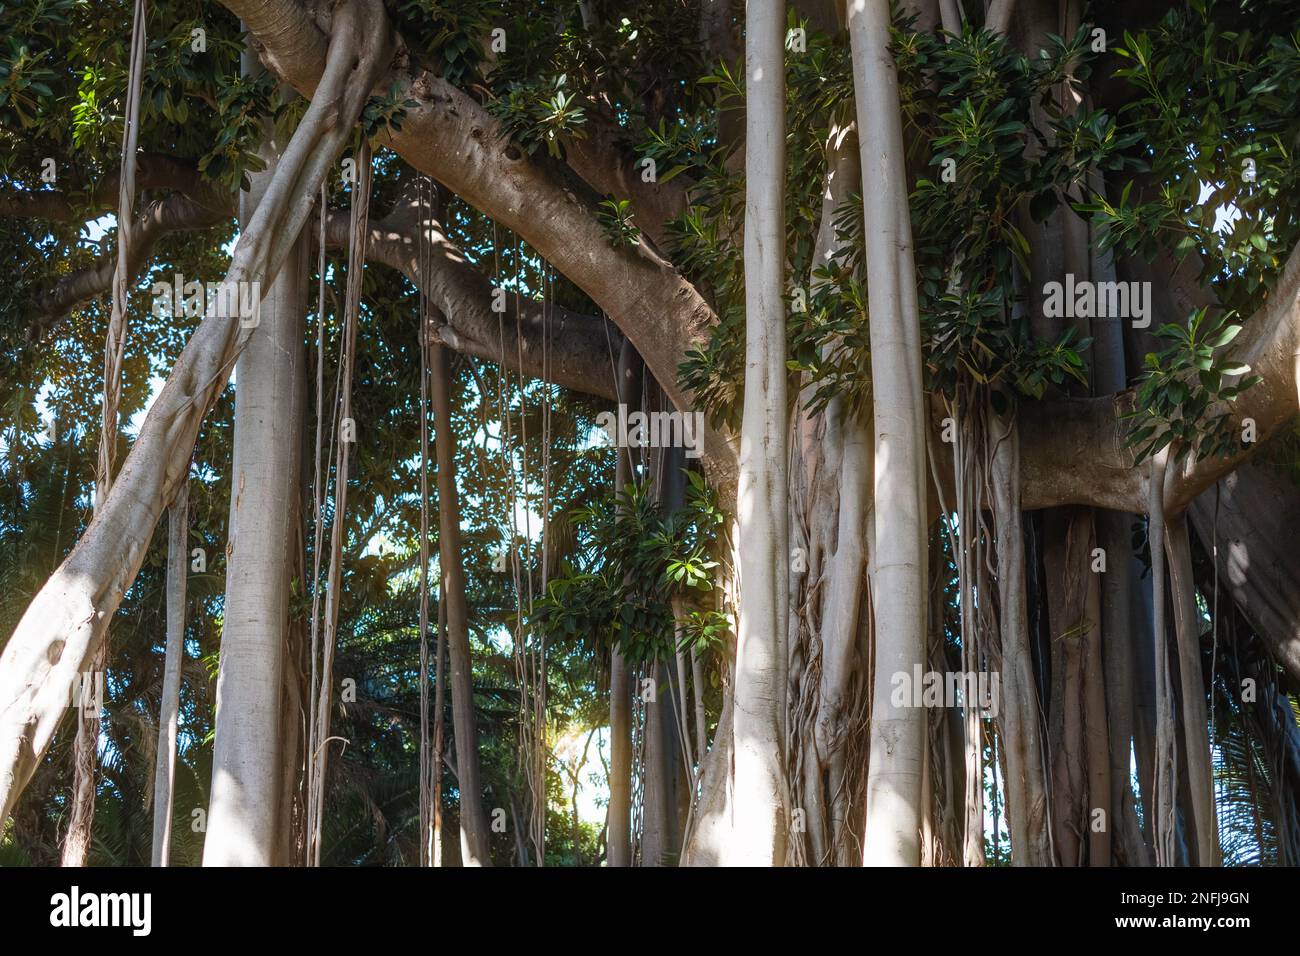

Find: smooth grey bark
850;0;929;865
680;674;736;865
729;0;790;866
151;485;189;867
431;343;492;865
204;93;310;865
1165;517;1218;865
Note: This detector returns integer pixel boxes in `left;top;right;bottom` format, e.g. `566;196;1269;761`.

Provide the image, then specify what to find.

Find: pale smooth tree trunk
848;0;929;866
1166;516;1218;865
728;0;790;867
430;343;492;865
204;80;310;865
151;484;189;866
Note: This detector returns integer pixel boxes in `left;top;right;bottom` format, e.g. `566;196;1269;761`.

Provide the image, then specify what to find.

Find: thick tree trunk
204;98;310;865
785;117;864;868
728;0;790;867
430;343;492;865
849;0;928;866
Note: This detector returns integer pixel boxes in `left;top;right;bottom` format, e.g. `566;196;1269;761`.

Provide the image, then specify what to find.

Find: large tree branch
561;107;690;253
3;155;236;338
226;0;1300;515
0;154;229;223
225;0;737;483
324;197;619;399
1021;243;1300;513
28;194;232;339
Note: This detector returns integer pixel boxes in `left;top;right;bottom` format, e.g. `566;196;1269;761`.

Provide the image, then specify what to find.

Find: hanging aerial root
0;0;393;826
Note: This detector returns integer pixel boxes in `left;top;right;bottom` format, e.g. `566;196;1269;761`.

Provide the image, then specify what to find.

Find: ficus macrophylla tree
1;0;1299;868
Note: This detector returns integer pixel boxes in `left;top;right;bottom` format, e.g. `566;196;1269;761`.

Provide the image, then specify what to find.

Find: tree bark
1165;516;1218;865
990;413;1053;865
850;0;929;866
728;0;790;867
204;86;310;864
431;343;493;865
151;485;189;866
606;339;641;867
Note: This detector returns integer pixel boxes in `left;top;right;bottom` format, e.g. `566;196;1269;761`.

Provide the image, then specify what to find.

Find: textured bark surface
204;108;310;865
1166;517;1218;865
990;415;1052;865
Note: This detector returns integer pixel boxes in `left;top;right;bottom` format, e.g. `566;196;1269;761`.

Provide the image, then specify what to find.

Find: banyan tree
1;0;1299;867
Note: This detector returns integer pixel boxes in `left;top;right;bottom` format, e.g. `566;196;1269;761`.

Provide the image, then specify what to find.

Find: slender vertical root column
1165;515;1219;865
607;338;641;866
151;482;190;866
1148;449;1179;865
62;643;104;867
849;0;928;866
729;0;790;867
430;342;493;864
61;0;149;869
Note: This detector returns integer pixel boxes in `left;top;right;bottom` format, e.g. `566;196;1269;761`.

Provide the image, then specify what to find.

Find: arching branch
324;198;619;399
1021;242;1300;513
0;154;229;223
223;0;736;483
28;194;232;339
